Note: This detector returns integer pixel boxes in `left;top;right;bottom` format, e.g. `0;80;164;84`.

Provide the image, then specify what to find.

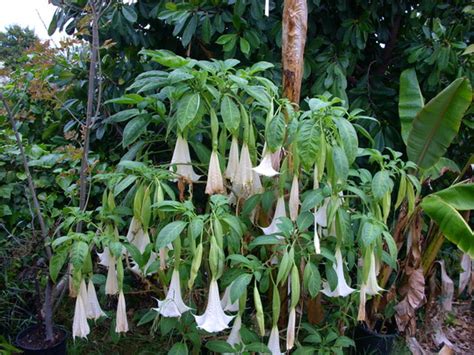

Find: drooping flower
271;147;281;171
234;144;253;197
220;283;239;313
155;269;191;317
267;325;282;355
72;282;90;339
225;137;240;182
313;221;321;254
286;307;296;351
261;196;286;237
105;257;118;295
357;285;367;321
206;151;225;195
264;0;270;17
314;198;329;228
321;247;355;297
86;279;106;320
169;135;201;182
194;279;234;333
253;145;279;177
251;171;263;195
364;251;383;296
97;247;113;267
115;291;129;333
159;247;168;270
226;315;242;349
289;175;300;221
126;217;149;253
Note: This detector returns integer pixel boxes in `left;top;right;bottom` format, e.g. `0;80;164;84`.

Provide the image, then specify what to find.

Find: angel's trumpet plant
194;279;234;333
267;325;282;355
206;150;225;195
253;144;279;177
86;279;105;320
261;195;286;238
286;307;296;351
115;290;129;333
225;315;242;350
72;280;90;339
289;175;300;221
321;247;355;297
225;136;239;182
169;134;201;182
314;197;329;228
156;269;191;317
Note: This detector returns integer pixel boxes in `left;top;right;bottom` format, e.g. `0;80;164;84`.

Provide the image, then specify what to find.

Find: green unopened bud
272;284;281;327
290;264;300;309
188;243;203;289
254;283;265;336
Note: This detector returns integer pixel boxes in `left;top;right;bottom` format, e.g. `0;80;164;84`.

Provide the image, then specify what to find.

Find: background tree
0;25;39;68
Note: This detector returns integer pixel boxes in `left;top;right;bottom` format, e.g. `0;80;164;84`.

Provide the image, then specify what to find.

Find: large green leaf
156;221;187;249
122;115;150;147
407;78;472;169
176;93;200;132
432;183;474;211
220;95;240;135
399;69;424;145
421;195;474;257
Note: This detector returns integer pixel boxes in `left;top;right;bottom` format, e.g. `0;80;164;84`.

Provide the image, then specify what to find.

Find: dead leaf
436;260;454;312
407;336;427;355
438;344;454;355
459;253;472;295
407;268;426;309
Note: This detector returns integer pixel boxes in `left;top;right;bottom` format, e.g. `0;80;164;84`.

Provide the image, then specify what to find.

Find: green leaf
140;49;189;68
372;170;394;200
50;251;67;283
182;15;198;46
177;93;200;132
137;309;158;326
331;146;349;184
122;115;150;147
399;69;424;145
240;37;250;54
71;241;89;269
266;113;286;151
303;262;321;298
122;6;137;23
297;120;321;170
108;109;140;123
360;221;383;247
421;195;474;258
168;342;188;355
244;86;270;108
220;95;240;135
230;273;252;303
156;221;187;249
334;117;358;164
248;235;284;250
407;78;472;169
432;183;474;211
205;340;235;353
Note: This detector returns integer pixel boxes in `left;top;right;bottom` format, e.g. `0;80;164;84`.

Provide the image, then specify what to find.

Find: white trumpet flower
357;285;367;321
169;135;201;182
286;307;296;350
105;257;118;295
313;221;321;254
220;283;239;313
271;148;281;171
195;279;234;333
265;0;270;17
234;144;253;197
97;247;113;267
115;291;129;333
86;279;106;320
267;325;282;355
206;151;225;195
365;251;384;296
155;269;191;317
261;196;286;238
289;175;300;221
321;247;355;297
225;137;240;182
226;315;242;349
253;146;279;177
314;198;329;228
72;282;90;339
126;217;149;253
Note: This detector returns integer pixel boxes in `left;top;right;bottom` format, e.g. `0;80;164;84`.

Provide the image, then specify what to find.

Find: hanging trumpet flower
322;247;355;297
221;282;239;313
226;315;242;350
268;326;281;354
234;143;254;197
169;134;201;182
225;136;240;182
72;280;90;339
289;174;300;221
287;264;300;351
194;278;234;333
261;195;287;237
115;260;128;333
105;256;118;295
155;269;191;317
86;279;106;320
253;144;279;177
364;250;384;296
206;151;225;195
